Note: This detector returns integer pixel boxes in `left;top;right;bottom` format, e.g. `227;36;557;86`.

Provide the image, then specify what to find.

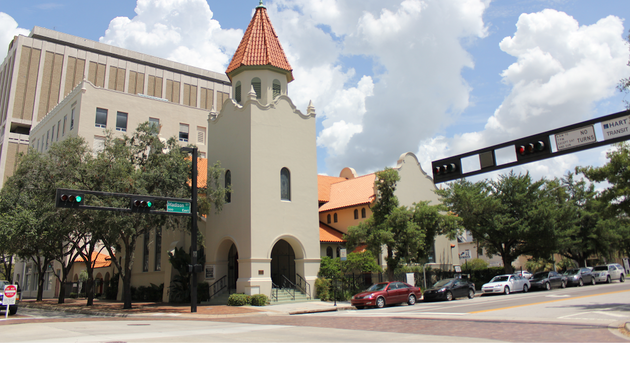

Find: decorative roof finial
258;0;265;8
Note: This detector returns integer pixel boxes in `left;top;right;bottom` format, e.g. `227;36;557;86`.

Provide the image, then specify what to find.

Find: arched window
235;81;241;103
225;170;231;203
251;78;261;99
336;247;341;258
354;209;359;220
281;167;291;201
361;207;366;218
333;213;338;223
327;214;331;224
326;246;333;257
273;79;281;99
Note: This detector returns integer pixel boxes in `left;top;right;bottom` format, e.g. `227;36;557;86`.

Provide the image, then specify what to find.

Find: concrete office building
0;26;232;187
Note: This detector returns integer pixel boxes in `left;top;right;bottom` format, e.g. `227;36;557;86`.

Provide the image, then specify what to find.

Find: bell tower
205;2;319;298
226;1;293;106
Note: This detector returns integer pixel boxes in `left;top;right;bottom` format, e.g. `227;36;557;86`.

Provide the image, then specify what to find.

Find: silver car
591;264;625;284
482;274;530;295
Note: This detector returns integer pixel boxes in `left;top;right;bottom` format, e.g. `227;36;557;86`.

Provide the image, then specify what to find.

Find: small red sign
4;285;17;299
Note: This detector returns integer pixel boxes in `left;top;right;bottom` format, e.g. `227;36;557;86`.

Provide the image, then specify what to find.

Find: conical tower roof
226;2;294;82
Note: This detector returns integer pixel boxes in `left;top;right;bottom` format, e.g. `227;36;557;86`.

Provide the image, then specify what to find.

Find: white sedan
481;274;530;295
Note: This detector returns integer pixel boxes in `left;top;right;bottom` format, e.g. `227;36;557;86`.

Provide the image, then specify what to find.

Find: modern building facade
0;26;231;187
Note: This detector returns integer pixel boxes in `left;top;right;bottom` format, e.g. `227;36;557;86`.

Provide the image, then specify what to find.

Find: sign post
3;285;17;319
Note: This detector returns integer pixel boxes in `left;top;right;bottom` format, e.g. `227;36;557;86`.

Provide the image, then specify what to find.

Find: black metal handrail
296;273;311;299
280;275;296;300
271;282;279;301
208;275;227;301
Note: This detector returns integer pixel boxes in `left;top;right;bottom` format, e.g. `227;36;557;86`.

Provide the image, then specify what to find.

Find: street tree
437;172;558;273
618;29;630;110
551;173;619;267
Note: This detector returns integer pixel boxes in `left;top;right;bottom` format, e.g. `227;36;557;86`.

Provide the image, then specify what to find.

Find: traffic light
130;199;153;213
515;135;551;161
432;159;462;182
56;189;85;208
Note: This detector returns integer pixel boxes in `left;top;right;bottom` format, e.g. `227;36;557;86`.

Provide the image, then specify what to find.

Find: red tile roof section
319;222;345;243
317;175;347;203
226;5;293;81
77;252;112;269
319;173;376;212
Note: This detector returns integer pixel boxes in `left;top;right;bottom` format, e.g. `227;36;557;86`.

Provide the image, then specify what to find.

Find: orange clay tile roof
318;175;347;203
319;173;376;213
77;252;112;269
185;157;208;189
226;4;293;81
320;222;345;243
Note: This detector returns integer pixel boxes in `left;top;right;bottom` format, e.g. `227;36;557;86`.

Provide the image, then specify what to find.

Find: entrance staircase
271;288;311;304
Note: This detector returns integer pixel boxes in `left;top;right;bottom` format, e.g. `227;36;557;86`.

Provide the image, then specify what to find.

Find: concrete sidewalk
16;298;354;318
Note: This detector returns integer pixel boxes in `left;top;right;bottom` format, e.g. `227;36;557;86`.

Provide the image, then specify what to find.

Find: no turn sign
2;285;17;306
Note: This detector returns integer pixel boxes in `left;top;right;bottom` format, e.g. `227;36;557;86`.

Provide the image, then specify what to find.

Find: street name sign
554;125;596;151
167;201;191;213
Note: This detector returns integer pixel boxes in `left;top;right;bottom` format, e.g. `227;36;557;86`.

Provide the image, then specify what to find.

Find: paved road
2;281;629;343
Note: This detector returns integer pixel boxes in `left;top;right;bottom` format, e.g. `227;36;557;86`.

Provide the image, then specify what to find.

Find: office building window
179;123;189;142
149;117;160;130
95;108;107;128
334;213;338;223
361;207;366;218
354;209;359;220
116;111;128;132
225;170;231;203
63;115;67;136
70;108;75;130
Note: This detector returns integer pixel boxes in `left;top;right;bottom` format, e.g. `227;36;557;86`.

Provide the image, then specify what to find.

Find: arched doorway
228;244;238;291
271;240;295;286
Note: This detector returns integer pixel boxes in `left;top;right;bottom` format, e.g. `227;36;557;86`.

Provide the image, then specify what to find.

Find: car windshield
532;272;548;279
490;276;509;282
432;279;454;288
592;266;608;271
366;283;389;292
0;281;9;289
563;269;580;275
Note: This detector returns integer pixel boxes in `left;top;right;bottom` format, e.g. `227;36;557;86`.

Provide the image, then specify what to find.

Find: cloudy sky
1;0;629;182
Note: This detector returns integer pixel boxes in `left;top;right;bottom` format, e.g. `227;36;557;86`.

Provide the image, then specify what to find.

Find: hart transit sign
602;116;630;141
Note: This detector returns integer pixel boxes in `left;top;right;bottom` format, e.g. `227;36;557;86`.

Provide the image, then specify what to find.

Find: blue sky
1;0;629;182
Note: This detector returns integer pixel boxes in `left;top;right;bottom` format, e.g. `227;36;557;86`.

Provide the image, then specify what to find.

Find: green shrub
132;283;164;302
227;293;250;306
315;277;331;301
69;293;78;299
250;294;269;306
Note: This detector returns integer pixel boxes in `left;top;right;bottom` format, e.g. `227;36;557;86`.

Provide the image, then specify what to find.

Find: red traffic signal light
517;141;545;156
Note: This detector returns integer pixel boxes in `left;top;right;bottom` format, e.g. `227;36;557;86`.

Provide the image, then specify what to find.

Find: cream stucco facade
205;81;319;297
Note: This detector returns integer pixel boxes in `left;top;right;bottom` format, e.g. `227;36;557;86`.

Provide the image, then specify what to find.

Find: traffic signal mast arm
431;110;630;183
55;188;192;216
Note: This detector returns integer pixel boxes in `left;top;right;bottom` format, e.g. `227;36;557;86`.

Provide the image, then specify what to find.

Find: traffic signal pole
181;147;199;313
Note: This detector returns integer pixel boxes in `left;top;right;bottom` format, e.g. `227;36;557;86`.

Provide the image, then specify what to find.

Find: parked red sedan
351;281;421;309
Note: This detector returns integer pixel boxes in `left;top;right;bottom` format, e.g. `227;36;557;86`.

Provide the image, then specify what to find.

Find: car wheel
407;294;416;306
522;284;529;293
578;279;583;287
545;282;551;290
504;286;510;295
446;291;453;301
607;275;611;284
355;306;364;310
8;307;17;316
561;280;566;289
621;274;625;283
591;277;596;285
468;289;475;299
376;297;386;308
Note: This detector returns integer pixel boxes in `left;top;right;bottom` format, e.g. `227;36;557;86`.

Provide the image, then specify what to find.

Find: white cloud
5;0;622;183
99;0;242;72
0;13;29;63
